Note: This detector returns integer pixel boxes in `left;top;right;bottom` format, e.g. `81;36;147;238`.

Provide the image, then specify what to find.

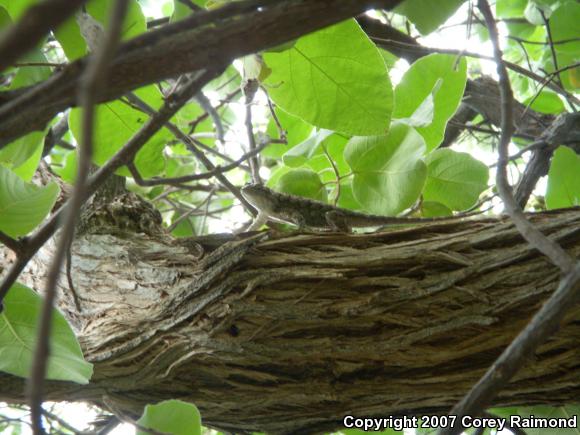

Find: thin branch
440;2;580;432
188;88;240;132
122;92;246;169
0;231;23;255
176;0;202;11
0;0;405;146
540;10;563;89
488;139;547;168
479;1;576;273
41;408;87;435
27;1;129;433
369;36;580;106
245;102;262;184
128;139;270;186
507;35;580;46
263;89;286;142
122;92;256;214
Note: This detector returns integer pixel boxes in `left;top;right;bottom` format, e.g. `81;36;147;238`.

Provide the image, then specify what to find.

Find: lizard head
241;183;273;210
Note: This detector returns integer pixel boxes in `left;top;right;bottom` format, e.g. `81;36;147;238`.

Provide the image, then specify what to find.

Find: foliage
0;283;92;383
137;400;202;435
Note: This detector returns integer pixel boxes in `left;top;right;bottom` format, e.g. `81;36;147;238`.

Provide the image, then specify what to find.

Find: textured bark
1;199;580;434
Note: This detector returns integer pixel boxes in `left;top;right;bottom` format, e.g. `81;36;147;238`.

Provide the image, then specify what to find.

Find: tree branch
0;0;404;146
0;0;86;72
441;2;580;432
28;1;129;432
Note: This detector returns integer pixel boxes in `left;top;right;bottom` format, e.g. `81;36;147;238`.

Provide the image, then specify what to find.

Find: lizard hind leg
325;211;351;232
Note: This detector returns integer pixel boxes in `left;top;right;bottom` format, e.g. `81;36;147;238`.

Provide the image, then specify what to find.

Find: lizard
241;183;476;232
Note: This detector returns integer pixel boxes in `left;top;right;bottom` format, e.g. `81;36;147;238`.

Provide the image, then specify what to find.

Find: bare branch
440;2;580;432
480;1;575;273
27;1;129;432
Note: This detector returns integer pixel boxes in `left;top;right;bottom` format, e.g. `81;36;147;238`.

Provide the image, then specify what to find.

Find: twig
369;36;580;106
128;139;270;186
264;89;286;142
41;408;87;435
480;1;576;273
123;92;256;214
122;93;242;166
540;11;563;90
176;0;202;11
488;139;547;168
0;230;23;255
14;62;66;68
188;88;241;132
194;91;225;143
245;102;262;183
440;2;580;432
27;1;129;433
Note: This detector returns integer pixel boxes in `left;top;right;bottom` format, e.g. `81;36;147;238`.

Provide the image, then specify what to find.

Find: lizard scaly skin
241;183;471;232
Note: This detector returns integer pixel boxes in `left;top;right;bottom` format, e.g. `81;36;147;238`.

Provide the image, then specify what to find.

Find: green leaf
344;123;427;215
276;169;327;202
0;0;32;20
0;131;44;172
546;146;580;209
0;49;51;170
550;2;580;56
393;54;467;151
283;129;333;167
265;108;313;159
523;91;564;114
395;0;466;35
496;0;527;18
55;0;147;60
137;400;201;435
423;149;488;211
0;283;93;383
11;134;44;181
396;79;439;128
421;201;453;217
69;86;168;178
0;166;60;237
264;19;392;136
0;6;10;29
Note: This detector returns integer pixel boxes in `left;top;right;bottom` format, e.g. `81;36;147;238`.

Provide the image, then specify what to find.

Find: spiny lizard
241;183;473;232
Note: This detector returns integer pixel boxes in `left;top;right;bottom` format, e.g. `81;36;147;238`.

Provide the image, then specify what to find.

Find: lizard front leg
325;210;351;232
280;210;307;230
245;212;268;232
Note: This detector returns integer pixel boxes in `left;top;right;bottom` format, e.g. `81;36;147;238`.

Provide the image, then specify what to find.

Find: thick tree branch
0;0;403;146
0;0;86;72
1;206;580;434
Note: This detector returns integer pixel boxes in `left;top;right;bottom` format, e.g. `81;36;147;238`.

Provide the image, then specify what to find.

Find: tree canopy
0;0;579;434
